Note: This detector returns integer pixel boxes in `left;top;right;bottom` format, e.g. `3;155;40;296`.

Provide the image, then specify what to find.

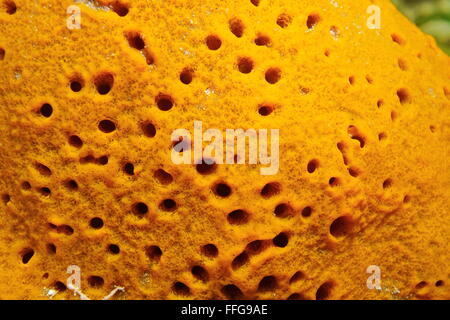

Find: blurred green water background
392;0;450;54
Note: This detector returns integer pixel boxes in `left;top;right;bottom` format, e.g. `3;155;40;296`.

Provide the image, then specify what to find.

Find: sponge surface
0;0;449;300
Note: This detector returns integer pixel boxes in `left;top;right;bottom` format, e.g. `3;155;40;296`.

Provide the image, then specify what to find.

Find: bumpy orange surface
0;0;449;300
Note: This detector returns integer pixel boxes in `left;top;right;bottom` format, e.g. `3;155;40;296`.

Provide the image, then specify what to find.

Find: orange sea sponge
0;0;449;300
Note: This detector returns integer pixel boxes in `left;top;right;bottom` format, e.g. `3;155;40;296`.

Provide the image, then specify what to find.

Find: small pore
277;13;292;28
265;67;281;84
180;68;193;85
398;58;408;71
0;48;5;60
222;284;244;299
111;1;129;17
232;251;249;270
88;276;104;288
258;276;278;292
70;75;84;92
201;244;218;258
307;13;320;29
273;232;289;247
229;18;244;37
98;119;116;133
258;104;274;116
330;216;353;238
154;169;173;185
4;1;16;14
255;34;271;46
39;103;53;118
261;182;281;198
65;179;78;190
123;162;134;175
142;121;156;137
274;203;293;218
172;282;190;296
35;162;52;176
397;88;411;104
108;244;120;254
237;57;254;74
348;125;366;148
21;248;34;264
290;271;305;284
196;158;217;175
47;243;56;254
307;159;319;173
191;266;209;282
316;281;335;300
382;178;392;189
125;30;145;50
301;206;312;218
89;217;104;229
132;202;148;216
206;35;222;50
213;182;232;197
391;33;405;46
146;245;162;261
159;199;177;212
155;93;174;111
68;135;83;148
94;72;114;95
227;209;249;225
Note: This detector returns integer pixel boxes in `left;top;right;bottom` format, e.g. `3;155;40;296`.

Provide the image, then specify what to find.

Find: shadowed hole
316;281;335;300
123;162;134;175
172;282;190;296
237;57;254;74
274;203;293;218
155;93;174;111
132;202;148;216
89;217;103;229
398;58;408;71
39;187;51;196
47;243;56;254
142;121;156;137
146;245;162;261
229;18;244;37
255;34;271;46
232;251;249;270
201;244;218;258
111;1;129;16
94;72;114;95
214;182;232;197
159;199;177;211
391;33;405;46
4;0;16;14
397;88;411;104
54;281;67;292
191;266;209;282
265;67;281;84
68;135;83;148
307;159;319;173
307;13;320;29
57;225;74;235
196;158;217;175
88;276;104;287
21;181;31;190
40;103;53;118
348;125;365;148
125;30;145;50
246;240;268;254
415;281;427;289
288;293;308;300
65;179;78;190
330;216;353;238
96;155;108;165
98;119;116;133
258;276;278;292
227;210;249;225
206;35;222;50
0;48;4;60
277;13;292;28
290;271;305;284
273;232;289;247
180;68;193;84
261;182;281;198
35;162;51;176
21;248;34;264
221;284;244;299
1;194;10;204
435;280;444;287
108;244;120;254
328;177;341;187
301;206;312;218
383;178;392;189
154;169;173;185
258;104;274;116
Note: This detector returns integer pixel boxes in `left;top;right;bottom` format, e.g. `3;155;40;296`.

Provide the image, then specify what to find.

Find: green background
393;0;450;54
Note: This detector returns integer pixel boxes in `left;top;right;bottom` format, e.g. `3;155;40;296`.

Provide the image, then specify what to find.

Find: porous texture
0;0;449;300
